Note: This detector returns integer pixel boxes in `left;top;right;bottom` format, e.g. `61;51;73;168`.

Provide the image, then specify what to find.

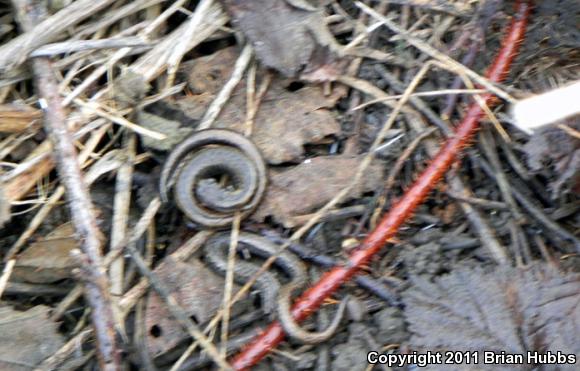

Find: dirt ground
0;0;578;370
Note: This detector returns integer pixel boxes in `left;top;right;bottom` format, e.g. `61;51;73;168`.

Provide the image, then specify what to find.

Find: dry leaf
12;223;78;284
144;257;246;356
220;0;344;79
216;81;342;164
179;47;343;163
184;46;240;95
524;117;580;197
0;305;65;370
252;155;383;227
403;264;580;370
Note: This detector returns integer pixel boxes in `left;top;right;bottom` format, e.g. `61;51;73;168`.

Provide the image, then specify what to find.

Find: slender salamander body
203;232;307;314
159;129;267;228
277;282;349;344
204;231;349;343
261;229;400;305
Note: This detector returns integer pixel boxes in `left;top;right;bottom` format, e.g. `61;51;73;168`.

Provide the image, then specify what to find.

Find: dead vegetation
0;0;578;370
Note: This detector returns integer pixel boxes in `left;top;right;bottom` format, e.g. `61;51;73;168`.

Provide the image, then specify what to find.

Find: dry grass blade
221;213;242;357
356;1;514;103
0;0;117;74
198;44;254;130
30;36;152;58
130;1;228;82
0;104;41;133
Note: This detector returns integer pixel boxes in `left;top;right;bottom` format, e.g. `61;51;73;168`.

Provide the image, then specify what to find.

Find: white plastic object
511;80;580;134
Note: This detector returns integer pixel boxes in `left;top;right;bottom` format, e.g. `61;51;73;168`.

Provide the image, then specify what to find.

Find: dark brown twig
442;39;481;119
479;127;525;222
374;65;451;133
445;192;509;210
478;158;580;251
12;1;119;369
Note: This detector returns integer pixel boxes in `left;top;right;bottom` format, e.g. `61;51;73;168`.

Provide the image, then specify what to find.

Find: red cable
231;1;531;369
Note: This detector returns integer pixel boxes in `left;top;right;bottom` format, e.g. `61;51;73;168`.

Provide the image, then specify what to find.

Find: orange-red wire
231;1;531;369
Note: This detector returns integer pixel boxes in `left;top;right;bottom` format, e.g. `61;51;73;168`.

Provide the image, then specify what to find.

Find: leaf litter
0;0;578;369
220;0;345;80
144;257;248;356
0;306;64;370
160;46;345;164
12;223;78;284
252;155;384;227
523;116;580;197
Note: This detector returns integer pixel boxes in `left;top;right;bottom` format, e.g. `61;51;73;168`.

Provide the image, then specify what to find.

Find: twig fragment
12;1;119;369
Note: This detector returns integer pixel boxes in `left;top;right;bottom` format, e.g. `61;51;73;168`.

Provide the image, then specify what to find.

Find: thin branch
12;1;118;369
